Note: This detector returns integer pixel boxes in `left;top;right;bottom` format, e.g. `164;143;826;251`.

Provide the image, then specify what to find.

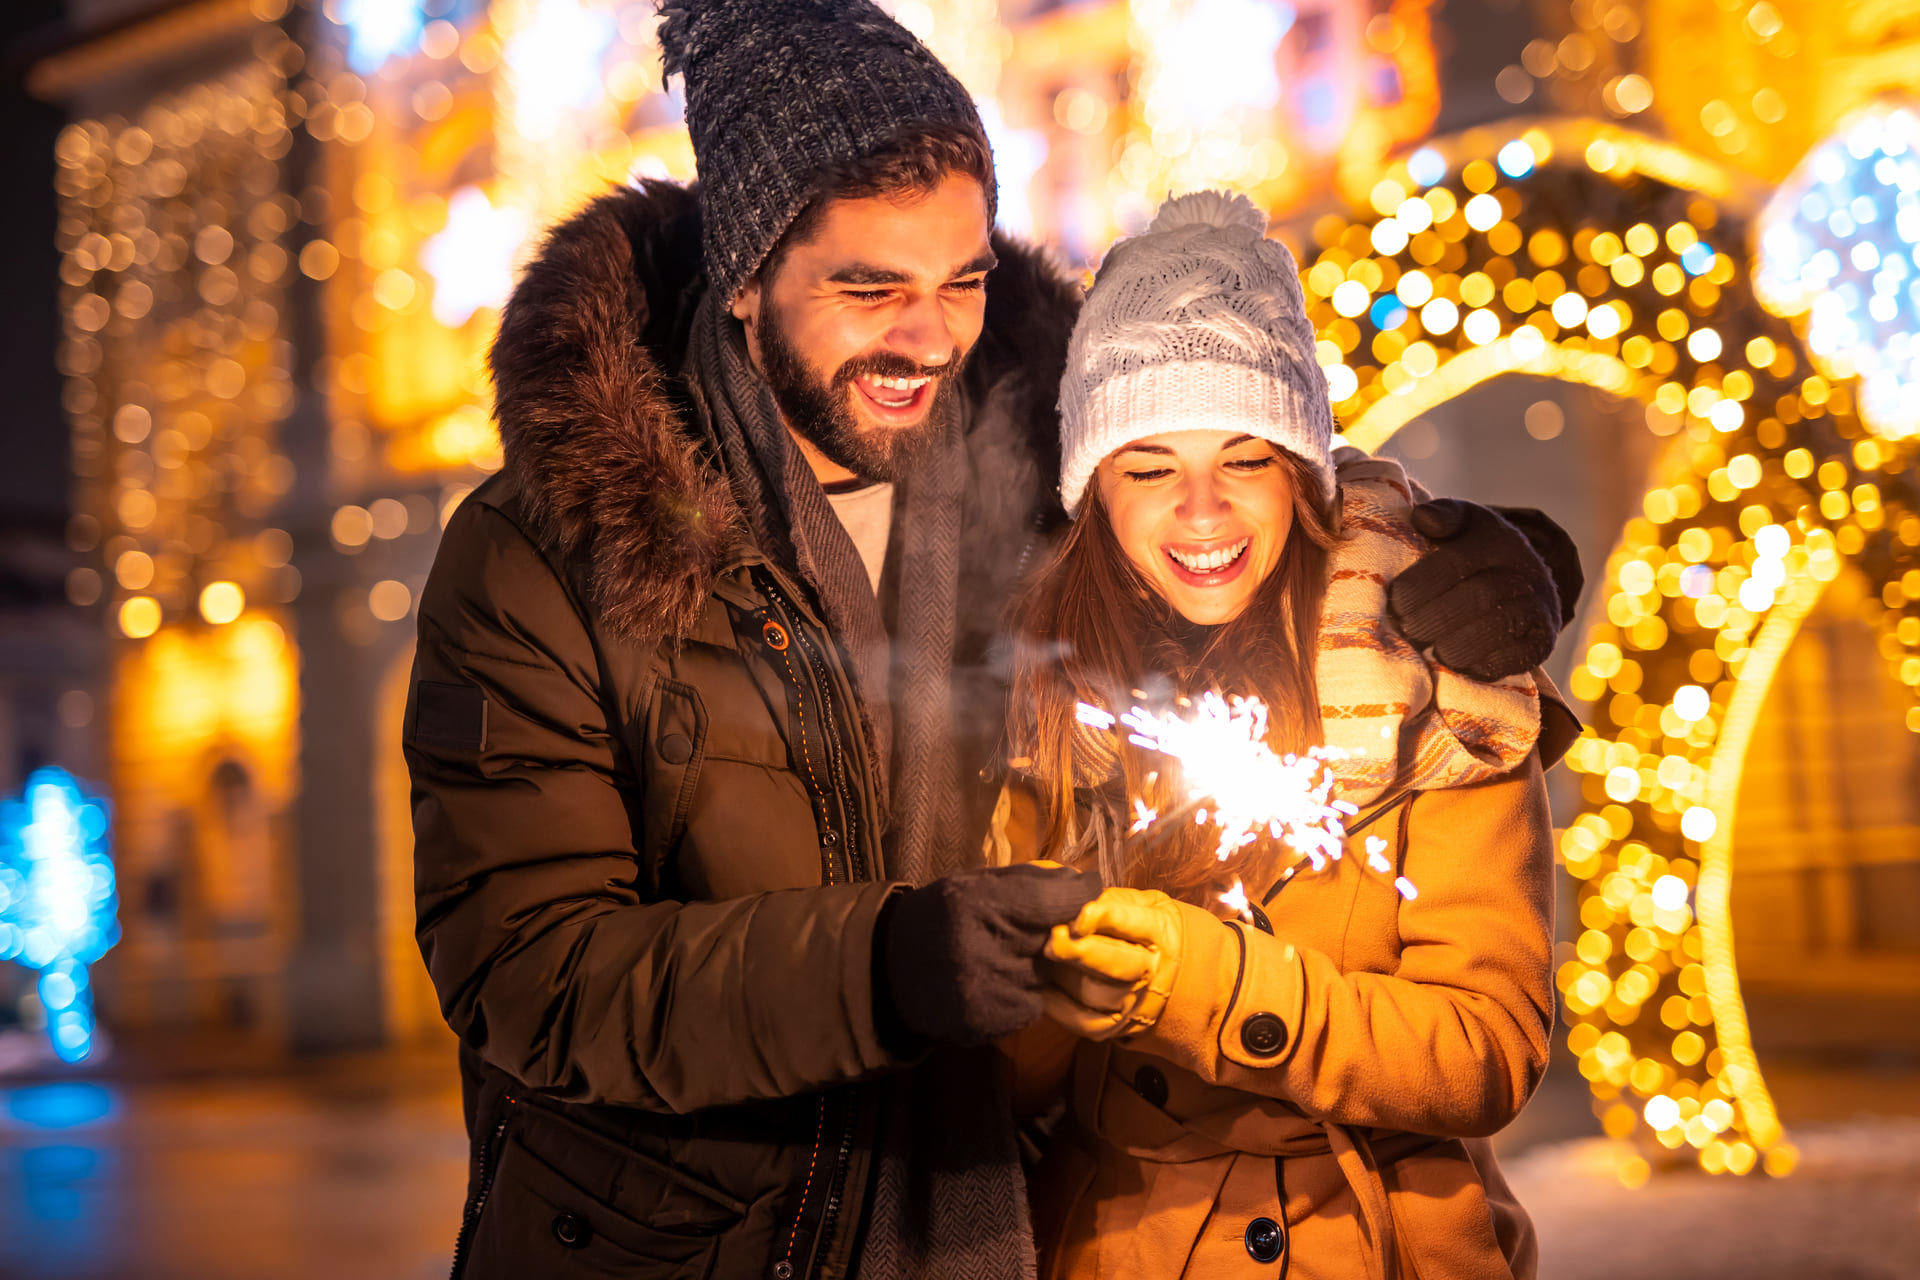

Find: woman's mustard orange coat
1022;751;1558;1280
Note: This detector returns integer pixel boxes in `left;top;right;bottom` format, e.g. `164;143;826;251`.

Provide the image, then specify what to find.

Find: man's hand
1038;888;1189;1041
877;863;1100;1047
1388;499;1583;682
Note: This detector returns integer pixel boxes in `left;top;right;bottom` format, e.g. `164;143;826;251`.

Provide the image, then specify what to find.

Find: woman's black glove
875;863;1100;1049
1388;499;1584;682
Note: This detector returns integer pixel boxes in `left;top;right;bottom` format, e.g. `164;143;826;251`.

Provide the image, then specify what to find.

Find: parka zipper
783;609;868;882
447;1099;514;1280
757;577;875;1278
814;1092;858;1270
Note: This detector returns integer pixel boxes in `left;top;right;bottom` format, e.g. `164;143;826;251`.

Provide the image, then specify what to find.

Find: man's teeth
1167;539;1250;573
862;374;931;393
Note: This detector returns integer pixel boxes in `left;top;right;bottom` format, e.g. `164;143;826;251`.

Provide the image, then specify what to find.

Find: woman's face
1095;430;1295;625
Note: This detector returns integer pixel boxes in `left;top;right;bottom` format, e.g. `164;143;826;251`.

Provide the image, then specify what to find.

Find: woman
1004;191;1568;1280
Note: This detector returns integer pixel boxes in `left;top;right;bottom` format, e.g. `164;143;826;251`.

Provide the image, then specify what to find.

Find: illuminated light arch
1688;565;1828;1157
1303;117;1920;1180
1341;330;1636;452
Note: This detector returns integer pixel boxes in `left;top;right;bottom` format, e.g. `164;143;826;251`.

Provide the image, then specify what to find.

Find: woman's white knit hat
1057;190;1334;515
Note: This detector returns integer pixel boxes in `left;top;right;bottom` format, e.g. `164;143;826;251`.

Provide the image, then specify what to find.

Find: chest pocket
635;679;707;896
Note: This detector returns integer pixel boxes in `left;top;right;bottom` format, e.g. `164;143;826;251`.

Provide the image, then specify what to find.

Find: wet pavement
0;1043;467;1280
1;1042;1916;1279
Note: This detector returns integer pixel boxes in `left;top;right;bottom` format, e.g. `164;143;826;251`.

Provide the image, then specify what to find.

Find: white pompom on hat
1057;189;1335;515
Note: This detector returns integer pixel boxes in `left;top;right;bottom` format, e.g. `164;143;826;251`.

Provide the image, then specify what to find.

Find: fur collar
489;180;1080;645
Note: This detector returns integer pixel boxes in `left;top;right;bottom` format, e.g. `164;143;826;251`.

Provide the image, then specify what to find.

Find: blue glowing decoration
1496;139;1535;180
1369;294;1409;330
1755;100;1920;440
338;0;427;73
1680;241;1715;276
1406;147;1446;188
0;770;119;1064
6;1082;116;1130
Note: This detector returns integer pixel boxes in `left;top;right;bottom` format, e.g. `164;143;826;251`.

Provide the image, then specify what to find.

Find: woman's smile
1164;536;1253;584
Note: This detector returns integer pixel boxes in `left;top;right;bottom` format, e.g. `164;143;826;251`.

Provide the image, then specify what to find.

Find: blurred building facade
22;0;1920;1180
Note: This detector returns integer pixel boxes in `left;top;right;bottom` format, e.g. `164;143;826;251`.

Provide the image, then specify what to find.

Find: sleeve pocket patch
413;680;488;751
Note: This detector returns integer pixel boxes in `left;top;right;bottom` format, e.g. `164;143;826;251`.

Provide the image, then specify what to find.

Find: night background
0;1;1918;1276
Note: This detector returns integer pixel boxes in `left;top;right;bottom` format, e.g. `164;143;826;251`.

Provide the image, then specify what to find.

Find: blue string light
1369;294;1409;331
1496;139;1535;180
1755;101;1920;439
338;0;427;73
0;769;119;1064
1406;147;1446;188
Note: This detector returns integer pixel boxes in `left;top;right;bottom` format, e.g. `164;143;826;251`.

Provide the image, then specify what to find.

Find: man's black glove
875;863;1100;1049
1388;499;1584;683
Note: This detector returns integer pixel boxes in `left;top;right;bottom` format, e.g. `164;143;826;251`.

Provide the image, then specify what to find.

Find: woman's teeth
1167;539;1249;573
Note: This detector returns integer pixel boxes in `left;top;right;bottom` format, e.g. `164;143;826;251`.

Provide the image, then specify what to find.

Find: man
405;1;1581;1276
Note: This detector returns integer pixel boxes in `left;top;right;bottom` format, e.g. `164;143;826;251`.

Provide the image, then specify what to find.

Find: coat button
1244;1215;1285;1263
1133;1064;1169;1109
762;620;789;650
552;1212;591;1249
659;733;693;764
820;830;840;847
772;1263;795;1280
1240;1012;1288;1057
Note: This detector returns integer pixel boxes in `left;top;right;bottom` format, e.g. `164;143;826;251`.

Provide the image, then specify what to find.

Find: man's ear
730;277;761;328
731;277;766;369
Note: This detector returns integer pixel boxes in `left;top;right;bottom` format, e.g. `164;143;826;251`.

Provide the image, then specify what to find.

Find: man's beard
755;303;966;484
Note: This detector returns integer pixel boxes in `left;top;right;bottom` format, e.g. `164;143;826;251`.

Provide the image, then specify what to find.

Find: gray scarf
686;294;978;882
684;297;1034;1279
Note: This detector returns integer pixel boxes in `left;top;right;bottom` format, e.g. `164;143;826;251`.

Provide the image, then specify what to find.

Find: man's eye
1124;467;1174;482
946;277;987;293
843;289;894;303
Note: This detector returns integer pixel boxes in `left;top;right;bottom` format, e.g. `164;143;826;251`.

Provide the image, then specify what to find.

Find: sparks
1093;693;1354;862
1105;694;1359;867
1077;704;1118;731
1076;692;1424;908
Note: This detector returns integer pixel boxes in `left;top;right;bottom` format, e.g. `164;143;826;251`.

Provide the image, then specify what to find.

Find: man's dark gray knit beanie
658;0;996;305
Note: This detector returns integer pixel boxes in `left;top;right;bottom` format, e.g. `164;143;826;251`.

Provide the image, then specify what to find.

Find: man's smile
851;371;936;420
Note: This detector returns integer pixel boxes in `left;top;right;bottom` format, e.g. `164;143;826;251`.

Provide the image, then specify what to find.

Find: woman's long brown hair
1007;449;1343;906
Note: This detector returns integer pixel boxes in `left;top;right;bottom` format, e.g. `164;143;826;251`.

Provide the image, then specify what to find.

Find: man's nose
886;292;957;370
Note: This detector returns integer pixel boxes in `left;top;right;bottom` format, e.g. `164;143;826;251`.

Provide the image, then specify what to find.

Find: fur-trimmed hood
488;179;1082;645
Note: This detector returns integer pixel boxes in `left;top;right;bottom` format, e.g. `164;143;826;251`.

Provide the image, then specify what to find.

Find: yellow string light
1313;123;1920;1179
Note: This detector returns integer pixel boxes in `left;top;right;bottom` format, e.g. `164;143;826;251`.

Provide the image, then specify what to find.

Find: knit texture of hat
1057;190;1334;515
659;0;994;306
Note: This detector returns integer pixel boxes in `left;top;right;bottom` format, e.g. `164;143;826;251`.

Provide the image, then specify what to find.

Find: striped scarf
1317;449;1541;805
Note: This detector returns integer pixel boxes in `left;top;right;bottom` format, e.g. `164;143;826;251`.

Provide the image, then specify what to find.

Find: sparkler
1078;692;1417;916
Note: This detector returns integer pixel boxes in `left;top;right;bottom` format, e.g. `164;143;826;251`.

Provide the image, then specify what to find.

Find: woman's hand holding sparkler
1038;888;1190;1040
1042;691;1422;1043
